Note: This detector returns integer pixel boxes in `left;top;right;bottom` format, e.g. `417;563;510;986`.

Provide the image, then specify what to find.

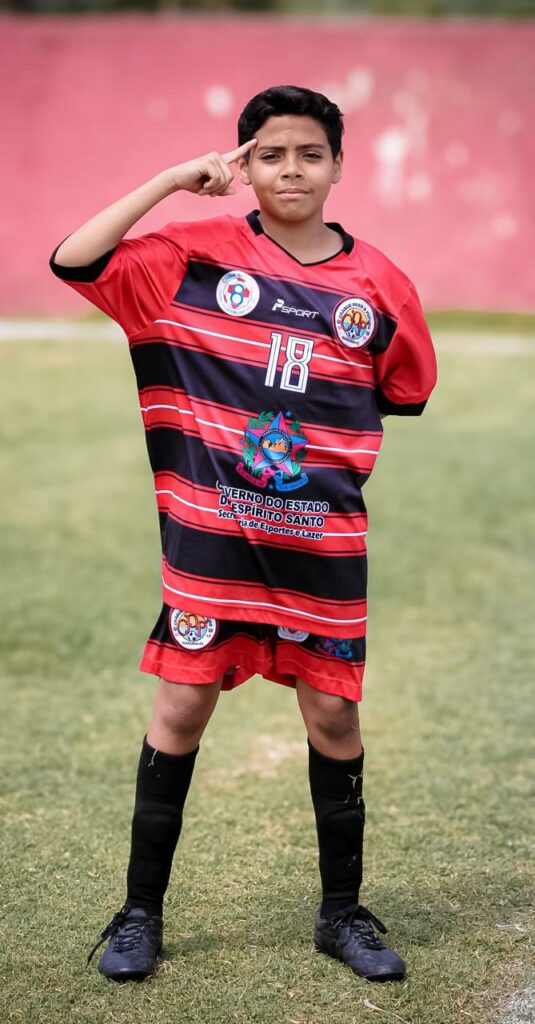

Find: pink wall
2;16;534;315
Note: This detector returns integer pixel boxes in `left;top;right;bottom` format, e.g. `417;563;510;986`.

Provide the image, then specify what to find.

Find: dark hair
238;85;344;158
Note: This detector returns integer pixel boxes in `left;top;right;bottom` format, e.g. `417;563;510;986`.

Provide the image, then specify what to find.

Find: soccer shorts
140;605;366;702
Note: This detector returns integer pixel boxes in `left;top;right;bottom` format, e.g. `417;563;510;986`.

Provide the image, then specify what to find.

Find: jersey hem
161;585;368;640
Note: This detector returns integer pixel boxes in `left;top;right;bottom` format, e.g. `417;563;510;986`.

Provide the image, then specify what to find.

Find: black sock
308;739;365;917
125;736;198;916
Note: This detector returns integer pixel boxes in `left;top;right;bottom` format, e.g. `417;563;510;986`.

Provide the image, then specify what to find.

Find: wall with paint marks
2;17;533;314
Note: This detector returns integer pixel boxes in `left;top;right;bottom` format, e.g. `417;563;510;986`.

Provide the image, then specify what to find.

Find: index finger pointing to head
222;139;257;164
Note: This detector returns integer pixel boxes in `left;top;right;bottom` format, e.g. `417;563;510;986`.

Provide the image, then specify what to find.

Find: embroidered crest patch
216;270;260;317
236;410;309;492
169;609;218;650
333;297;377;349
277;627;309;642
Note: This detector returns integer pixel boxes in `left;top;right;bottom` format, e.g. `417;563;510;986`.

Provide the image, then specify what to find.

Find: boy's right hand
168;140;257;197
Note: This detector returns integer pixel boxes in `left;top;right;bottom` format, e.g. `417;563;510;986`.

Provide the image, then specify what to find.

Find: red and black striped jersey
51;211;436;638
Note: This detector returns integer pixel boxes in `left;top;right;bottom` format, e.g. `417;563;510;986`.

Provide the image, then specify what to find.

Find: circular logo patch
277;626;309;643
333;297;377;349
259;426;292;467
216;270;260;317
169;609;218;650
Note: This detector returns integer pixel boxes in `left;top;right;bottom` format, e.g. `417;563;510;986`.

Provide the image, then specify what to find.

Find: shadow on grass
165;914;313;958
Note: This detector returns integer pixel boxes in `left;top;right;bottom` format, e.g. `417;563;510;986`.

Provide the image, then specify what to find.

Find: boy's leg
126;676;223;910
296;680;364;915
90;676;222;981
296;679;405;982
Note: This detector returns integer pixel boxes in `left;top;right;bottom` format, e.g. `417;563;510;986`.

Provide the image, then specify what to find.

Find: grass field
1;329;534;1024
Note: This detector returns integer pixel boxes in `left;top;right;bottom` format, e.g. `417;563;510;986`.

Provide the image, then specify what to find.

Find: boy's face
237;115;342;223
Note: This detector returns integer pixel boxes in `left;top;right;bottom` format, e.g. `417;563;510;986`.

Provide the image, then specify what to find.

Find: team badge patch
277;627;309;642
169;609;218;650
237;410;309;492
333;297;377;349
216;270;260;317
315;637;354;660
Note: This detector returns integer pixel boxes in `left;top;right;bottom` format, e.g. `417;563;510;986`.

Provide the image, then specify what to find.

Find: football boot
314;903;405;982
87;904;163;981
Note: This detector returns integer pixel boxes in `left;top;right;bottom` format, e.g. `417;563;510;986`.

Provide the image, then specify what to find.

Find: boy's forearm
53;169;177;267
53;142;256;269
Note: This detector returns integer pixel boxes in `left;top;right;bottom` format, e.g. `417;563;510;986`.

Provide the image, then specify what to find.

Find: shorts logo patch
169;609;218;650
216;270;260;317
333;297;377;349
237;409;309;492
277;626;309;642
315;637;354;660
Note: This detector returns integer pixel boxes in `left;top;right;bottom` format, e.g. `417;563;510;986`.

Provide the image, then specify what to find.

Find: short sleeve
50;223;189;338
373;282;437;416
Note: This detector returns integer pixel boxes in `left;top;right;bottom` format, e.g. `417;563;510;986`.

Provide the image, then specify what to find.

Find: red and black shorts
140;605;366;702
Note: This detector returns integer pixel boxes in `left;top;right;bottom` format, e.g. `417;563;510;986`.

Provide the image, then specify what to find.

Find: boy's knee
312;708;359;745
299;687;360;745
154;680;219;739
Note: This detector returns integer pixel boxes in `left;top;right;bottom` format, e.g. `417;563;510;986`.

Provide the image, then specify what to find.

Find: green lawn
1;333;533;1024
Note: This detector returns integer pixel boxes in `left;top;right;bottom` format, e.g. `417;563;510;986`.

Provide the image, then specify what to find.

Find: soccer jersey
50;211;436;638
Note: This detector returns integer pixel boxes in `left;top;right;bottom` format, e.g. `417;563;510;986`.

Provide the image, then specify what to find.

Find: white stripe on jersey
162;576;368;627
154;318;372;370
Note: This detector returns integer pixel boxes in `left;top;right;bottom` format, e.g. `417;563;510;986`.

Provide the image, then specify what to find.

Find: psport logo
168;609;218;651
333;297;377;349
216;270;260;317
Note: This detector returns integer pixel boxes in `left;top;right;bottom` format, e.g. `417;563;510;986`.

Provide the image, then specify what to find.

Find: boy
51;85;436;984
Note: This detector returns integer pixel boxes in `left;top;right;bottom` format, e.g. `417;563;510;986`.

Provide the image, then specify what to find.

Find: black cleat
314;904;406;982
87;905;163;981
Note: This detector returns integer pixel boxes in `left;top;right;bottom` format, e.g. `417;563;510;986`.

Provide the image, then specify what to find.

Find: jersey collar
245;209;354;266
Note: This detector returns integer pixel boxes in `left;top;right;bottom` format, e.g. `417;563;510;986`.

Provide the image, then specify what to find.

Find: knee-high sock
125;736;198;915
308;739;365;917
